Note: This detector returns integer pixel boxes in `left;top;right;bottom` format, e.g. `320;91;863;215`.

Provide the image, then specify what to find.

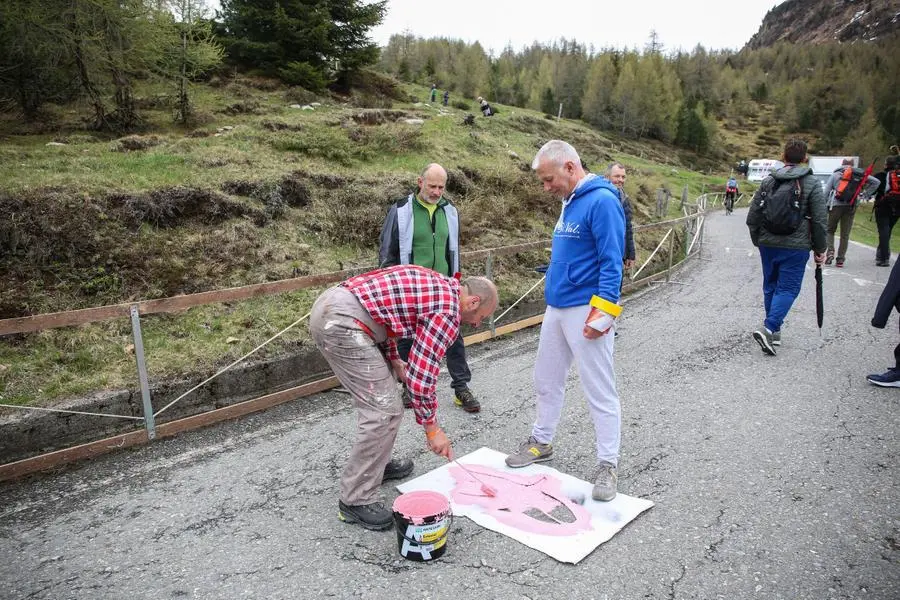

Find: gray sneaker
592;461;618;502
752;326;776;355
772;330;781;347
505;436;553;468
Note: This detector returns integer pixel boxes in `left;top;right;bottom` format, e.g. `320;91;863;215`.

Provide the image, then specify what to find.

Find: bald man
378;163;481;413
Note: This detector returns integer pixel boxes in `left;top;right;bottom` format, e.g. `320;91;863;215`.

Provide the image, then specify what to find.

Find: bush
452;100;471;110
269;128;358;165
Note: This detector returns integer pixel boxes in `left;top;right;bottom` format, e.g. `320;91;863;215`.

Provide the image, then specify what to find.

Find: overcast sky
204;1;784;54
369;0;784;53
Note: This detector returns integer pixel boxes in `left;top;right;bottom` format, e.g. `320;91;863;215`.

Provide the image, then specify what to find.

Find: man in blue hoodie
505;140;625;502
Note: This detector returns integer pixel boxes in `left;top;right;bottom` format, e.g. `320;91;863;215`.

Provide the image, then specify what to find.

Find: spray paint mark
448;465;593;536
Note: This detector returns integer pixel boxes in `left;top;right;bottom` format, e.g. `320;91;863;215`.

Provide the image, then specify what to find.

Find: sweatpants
397;334;471;392
759;245;810;333
531;304;620;466
827;204;856;261
309;286;403;506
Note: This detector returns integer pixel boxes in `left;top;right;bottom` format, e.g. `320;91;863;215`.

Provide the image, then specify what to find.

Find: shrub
452;100;471;110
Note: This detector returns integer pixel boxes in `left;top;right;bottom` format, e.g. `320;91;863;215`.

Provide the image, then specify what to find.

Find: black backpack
758;176;805;235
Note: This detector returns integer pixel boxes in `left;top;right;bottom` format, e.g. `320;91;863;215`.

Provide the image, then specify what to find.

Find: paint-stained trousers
309;286;403;506
531;304;620;466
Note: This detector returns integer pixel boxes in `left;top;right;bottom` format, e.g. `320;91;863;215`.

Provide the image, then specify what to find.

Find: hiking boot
505;436;553;468
825;250;834;265
592;461;618;502
866;368;900;388
876;260;891;267
752;327;777;356
401;387;412;409
836;259;845;268
338;500;393;530
382;458;414;482
772;330;781;347
454;388;481;413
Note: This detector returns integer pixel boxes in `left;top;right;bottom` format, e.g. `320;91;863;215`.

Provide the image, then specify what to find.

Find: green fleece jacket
746;164;827;253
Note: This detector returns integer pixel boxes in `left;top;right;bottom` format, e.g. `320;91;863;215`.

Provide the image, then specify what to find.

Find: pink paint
393;491;450;525
448;465;593;536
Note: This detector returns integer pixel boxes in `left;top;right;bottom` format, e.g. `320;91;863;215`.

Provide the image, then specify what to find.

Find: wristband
590;295;622;318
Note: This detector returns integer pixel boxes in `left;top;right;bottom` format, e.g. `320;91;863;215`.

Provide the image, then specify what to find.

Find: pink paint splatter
448;465;593;536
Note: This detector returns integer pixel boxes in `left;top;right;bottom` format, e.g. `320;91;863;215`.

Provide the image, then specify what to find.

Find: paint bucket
391;491;452;562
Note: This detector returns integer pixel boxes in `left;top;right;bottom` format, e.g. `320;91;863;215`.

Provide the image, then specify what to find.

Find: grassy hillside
0;73;842;406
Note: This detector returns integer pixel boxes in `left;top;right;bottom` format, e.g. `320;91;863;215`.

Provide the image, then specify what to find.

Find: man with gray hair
505;140;626;502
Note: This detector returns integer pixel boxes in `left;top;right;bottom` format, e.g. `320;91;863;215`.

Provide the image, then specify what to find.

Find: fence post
485;251;496;336
666;228;675;283
681;184;688;211
130;304;156;440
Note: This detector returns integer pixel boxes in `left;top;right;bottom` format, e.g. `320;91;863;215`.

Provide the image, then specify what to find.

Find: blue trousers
759;245;810;333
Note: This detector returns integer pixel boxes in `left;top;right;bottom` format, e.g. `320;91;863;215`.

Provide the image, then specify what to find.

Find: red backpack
887;170;900;197
834;166;867;205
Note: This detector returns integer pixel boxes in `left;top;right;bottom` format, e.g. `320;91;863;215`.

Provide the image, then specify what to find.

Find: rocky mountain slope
746;0;899;48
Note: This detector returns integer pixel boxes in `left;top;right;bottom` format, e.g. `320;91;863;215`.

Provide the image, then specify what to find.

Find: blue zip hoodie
546;175;625;308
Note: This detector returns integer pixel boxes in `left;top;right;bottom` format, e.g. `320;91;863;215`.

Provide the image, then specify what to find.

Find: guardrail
0;203;707;480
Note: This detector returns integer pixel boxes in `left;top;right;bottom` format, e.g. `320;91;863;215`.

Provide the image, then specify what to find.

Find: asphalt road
1;208;897;600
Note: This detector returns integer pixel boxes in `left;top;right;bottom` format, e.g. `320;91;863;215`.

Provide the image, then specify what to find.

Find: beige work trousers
309;286;403;506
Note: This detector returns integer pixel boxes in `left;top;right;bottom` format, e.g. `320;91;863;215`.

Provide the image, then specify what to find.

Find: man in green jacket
378;163;481;412
746;138;827;355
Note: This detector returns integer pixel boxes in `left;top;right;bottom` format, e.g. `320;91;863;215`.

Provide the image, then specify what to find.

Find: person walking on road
506;140;625;502
823;158;880;267
379;163;482;413
873;155;900;267
309;265;497;530
867;258;900;386
746;138;827;355
724;177;739;215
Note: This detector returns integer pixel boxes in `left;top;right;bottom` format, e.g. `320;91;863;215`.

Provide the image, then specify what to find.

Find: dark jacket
620;189;635;261
746;165;827;252
378;194;460;275
873;259;900;328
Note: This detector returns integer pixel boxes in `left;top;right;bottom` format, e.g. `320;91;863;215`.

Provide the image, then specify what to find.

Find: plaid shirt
341;265;461;425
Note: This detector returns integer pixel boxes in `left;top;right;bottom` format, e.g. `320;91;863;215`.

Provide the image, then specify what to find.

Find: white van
808;155;858;194
747;159;785;182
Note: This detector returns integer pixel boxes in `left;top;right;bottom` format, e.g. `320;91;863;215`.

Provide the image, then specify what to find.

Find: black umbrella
815;265;824;330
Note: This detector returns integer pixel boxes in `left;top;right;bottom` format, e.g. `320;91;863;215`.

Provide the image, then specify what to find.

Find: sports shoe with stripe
505;436;553;468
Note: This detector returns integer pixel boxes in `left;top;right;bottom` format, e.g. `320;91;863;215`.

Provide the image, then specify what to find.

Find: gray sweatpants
531;304;621;466
309;286;403;506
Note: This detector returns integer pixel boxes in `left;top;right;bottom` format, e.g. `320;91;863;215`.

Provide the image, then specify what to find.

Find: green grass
0;76;790;407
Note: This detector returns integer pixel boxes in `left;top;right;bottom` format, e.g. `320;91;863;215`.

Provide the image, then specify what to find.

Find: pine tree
217;0;386;89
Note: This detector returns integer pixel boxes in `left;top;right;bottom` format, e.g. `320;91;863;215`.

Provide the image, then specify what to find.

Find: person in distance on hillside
442;89;449;106
823;158;880;267
873;155;900;267
430;83;437;103
308;265;497;530
506;140;625;503
746;138;827;355
478;96;493;117
378;163;482;414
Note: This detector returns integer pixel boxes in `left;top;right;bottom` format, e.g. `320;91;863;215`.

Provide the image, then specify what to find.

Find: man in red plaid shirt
309;264;498;530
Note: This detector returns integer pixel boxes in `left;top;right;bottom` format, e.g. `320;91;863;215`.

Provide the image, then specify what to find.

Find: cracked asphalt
1;208;898;599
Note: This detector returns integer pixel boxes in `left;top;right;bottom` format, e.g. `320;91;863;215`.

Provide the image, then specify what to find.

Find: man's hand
390;359;408;384
424;424;453;459
814;252;826;266
583;324;611;339
624;258;635;269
